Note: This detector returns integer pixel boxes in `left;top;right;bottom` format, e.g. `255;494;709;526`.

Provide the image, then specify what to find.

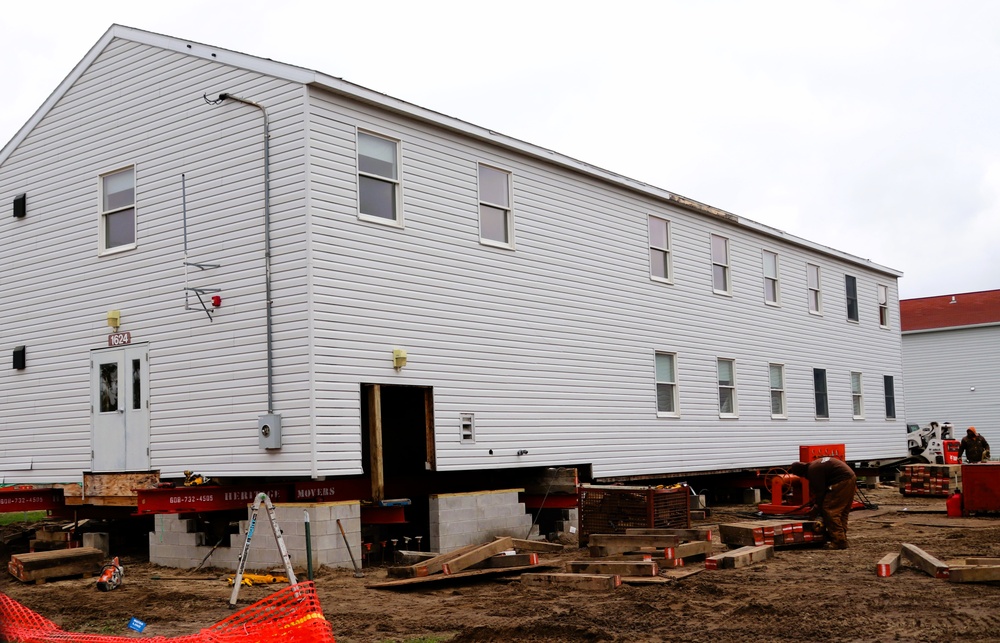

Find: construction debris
876;544;1000;583
900;543;950;579
898;465;961;497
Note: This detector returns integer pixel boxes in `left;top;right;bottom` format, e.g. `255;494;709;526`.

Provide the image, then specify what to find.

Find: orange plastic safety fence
0;581;335;643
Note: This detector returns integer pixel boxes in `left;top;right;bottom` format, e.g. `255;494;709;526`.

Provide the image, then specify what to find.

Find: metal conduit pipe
210;93;275;413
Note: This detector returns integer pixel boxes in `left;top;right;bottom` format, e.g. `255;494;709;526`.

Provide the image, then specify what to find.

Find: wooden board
588;534;680;557
624;527;713;541
705;545;773;570
368;563;552;589
900;543;950;579
506;538;564;553
948;565;1000;583
718;520;822;547
472;553;539;569
8;547;104;584
443;537;514;575
386;542;481;578
965;558;1000;565
621;567;705;584
876;552;901;577
521;573;621;590
567;561;659;577
666;540;714;561
83;471;159;499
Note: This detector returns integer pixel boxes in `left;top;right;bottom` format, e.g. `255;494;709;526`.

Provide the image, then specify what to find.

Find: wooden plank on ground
624;527;713;541
705;545;773;570
506;538;564;553
948;565;1000;583
965;558;1000;566
900;543;950;579
8;547;105;584
369;563;551;589
472;553;539;569
665;540;714;561
588;534;679;557
719;520;823;547
876;552;901;577
386;543;481;578
443;537;514;575
521;573;621;590
567;561;659;577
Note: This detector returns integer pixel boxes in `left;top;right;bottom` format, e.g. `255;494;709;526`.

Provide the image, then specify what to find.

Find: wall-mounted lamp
107;310;121;331
392;348;408;370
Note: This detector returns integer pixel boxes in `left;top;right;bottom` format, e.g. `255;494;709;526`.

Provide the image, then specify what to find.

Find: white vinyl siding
655;352;678;416
807;264;822;314
769;363;786;418
478;163;513;246
851;371;864;419
711;234;731;295
648;215;672;283
763;250;779;305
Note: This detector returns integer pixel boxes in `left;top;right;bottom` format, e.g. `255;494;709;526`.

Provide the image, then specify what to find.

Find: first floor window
711;234;731;294
100;166;136;252
479;164;513;245
357;131;401;222
769;363;785;417
813;368;829;418
884;375;896;419
718;358;737;416
655;352;678;414
648;216;672;282
878;284;890;328
851;371;864;418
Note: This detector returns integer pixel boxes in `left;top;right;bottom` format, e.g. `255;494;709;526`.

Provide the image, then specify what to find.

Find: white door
91;344;150;472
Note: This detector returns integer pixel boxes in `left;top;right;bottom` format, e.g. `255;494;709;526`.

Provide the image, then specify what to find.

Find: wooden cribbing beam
8;547;104;584
443;537;514;575
521;573;621;590
704;545;773;570
900;543;949;579
472;553;539;569
505;538;564;553
567;561;659;577
948;565;1000;583
386;542;481;578
588;534;679;557
876;552;901;577
625;528;713;541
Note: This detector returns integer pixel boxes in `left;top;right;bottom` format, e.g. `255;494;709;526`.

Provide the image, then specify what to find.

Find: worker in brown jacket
958;427;991;463
789;458;857;550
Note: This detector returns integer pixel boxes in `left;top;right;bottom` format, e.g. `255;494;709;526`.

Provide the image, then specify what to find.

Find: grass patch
0;511;47;526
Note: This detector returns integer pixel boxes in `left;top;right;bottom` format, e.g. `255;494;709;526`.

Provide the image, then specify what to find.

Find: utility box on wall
258;414;282;449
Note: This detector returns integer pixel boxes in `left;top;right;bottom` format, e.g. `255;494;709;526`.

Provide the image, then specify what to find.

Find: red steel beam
0;487;64;513
135;484;290;515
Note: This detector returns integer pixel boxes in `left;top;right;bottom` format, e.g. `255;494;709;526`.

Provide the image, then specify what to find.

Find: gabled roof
900;289;1000;332
0;25;903;278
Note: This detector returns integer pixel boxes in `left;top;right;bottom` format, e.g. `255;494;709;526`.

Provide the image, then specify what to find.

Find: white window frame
654;352;679;417
878;284;890;328
762;250;780;306
769;363;786;419
711;234;731;295
851;371;864;419
459;413;475;443
98;165;137;255
648;215;673;283
717;358;738;417
356;130;402;226
813;368;829;419
477;163;514;248
807;263;822;315
845;275;859;322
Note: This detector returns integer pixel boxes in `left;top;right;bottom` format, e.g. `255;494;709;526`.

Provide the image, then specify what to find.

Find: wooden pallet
8;547;104;584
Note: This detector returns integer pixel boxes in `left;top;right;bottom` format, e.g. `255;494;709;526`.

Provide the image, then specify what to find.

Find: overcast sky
2;1;998;300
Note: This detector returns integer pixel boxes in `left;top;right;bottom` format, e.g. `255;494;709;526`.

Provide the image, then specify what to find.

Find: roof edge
902;321;1000;334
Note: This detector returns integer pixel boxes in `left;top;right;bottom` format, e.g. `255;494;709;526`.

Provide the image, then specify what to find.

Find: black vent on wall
13;346;26;370
13;193;26;219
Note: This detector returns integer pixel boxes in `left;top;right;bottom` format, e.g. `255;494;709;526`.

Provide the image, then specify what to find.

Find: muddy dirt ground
2;485;1000;643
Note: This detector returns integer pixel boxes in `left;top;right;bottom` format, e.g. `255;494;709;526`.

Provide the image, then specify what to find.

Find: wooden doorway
361;384;435;501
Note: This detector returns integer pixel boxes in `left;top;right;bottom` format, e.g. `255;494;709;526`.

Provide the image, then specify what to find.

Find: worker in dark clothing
958;427;991;463
788;458;857;550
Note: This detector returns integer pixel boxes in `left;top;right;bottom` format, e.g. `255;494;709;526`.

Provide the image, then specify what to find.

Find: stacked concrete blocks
429;489;535;552
149;501;361;571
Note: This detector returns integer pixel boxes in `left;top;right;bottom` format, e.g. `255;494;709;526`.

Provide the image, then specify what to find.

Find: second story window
711;234;731;295
100;166;136;253
846;275;859;322
357;131;401;223
878;284;890;328
763;250;779;305
478;164;513;246
807;264;822;314
648;216;672;282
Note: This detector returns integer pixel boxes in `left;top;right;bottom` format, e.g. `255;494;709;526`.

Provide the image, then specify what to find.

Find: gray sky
2;1;998;300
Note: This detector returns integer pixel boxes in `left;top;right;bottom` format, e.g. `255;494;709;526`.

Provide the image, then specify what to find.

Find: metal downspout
214;93;274;413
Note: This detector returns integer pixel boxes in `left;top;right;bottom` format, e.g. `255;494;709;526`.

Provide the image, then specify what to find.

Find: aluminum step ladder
228;492;298;608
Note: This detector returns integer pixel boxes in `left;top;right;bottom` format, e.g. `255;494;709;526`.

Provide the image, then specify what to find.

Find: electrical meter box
258;414;282;449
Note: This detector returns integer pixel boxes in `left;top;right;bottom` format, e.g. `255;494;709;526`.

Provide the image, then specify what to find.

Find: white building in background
900;290;1000;432
0;25;905;493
